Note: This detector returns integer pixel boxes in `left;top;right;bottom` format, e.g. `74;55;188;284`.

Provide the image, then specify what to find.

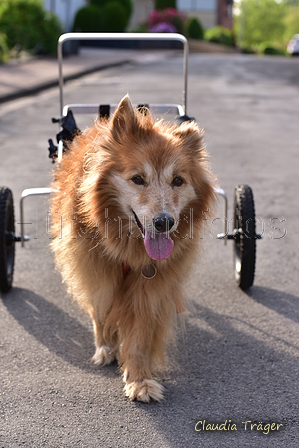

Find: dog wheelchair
0;33;262;293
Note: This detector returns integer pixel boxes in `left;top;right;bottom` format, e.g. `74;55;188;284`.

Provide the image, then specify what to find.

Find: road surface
1;51;299;447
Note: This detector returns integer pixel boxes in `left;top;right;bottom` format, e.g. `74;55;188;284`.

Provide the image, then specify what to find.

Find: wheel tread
0;187;15;292
233;184;256;291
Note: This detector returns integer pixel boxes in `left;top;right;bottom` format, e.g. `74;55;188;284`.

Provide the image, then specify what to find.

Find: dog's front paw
124;379;164;403
92;346;116;366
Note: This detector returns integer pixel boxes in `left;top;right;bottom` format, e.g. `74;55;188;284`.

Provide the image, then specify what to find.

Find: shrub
73;5;102;32
259;42;286;56
131;23;148;33
205;26;235;47
186;17;204;40
0;32;9;63
74;2;128;33
241;46;256;54
284;5;299;41
0;0;62;54
39;12;63;54
172;14;185;35
149;8;186;34
99;2;127;32
234;0;286;48
150;22;177;33
155;0;176;9
90;0;132;28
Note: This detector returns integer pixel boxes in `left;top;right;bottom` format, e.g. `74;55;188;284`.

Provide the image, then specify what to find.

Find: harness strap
122;262;131;276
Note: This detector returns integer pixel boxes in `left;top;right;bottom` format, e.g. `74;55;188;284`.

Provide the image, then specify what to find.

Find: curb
0;59;130;105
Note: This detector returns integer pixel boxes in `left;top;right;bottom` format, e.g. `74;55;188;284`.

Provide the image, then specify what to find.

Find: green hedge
90;0;132;17
154;0;176;9
73;3;128;33
205;26;235;47
259;42;286;56
0;0;62;54
0;33;9;63
186;17;204;40
90;0;132;29
99;2;127;32
73;5;102;32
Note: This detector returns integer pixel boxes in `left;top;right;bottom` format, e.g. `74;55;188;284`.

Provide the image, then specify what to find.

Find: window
177;0;216;11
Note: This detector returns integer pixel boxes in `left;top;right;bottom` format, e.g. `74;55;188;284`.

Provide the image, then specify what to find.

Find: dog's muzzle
153;213;175;233
132;210;175;261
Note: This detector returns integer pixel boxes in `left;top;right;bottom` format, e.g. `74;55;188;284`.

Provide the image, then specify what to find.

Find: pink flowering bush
133;6;204;38
150;22;177;33
148;8;186;34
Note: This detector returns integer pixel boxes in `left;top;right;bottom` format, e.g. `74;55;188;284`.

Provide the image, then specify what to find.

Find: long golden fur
50;95;217;402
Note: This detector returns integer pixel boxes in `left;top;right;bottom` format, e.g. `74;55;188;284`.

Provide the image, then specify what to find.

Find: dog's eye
172;176;184;187
132;175;145;185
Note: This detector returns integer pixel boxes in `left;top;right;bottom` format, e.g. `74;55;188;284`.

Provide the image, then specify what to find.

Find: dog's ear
173;121;204;154
111;95;137;141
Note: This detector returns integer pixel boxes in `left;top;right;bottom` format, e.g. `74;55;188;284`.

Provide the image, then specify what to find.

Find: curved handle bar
57;32;189;116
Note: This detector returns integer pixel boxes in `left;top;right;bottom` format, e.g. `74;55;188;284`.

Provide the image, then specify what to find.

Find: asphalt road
1;52;299;447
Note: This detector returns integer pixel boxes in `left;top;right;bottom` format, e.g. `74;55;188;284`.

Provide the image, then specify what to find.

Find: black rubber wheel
233;185;256;291
0;187;15;292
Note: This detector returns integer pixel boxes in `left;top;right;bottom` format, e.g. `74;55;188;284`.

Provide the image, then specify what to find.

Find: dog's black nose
153;213;175;233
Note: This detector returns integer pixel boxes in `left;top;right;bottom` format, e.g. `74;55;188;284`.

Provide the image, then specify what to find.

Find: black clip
175;114;195;126
99;104;110;119
48;110;81;162
56;110;80;145
48;138;58;162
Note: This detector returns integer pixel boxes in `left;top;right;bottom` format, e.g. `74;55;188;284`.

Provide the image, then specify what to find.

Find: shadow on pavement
246;286;299;324
2;285;298;446
132;297;298;447
1;286;118;377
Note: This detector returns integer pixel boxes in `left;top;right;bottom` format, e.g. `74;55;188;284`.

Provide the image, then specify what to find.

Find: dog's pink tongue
144;230;174;260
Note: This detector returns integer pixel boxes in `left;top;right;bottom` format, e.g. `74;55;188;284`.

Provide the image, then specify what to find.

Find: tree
284;5;299;39
283;0;299;5
235;0;287;48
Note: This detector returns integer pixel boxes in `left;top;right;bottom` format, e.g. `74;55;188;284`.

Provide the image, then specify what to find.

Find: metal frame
214;188;228;245
57;33;189;116
20;188;57;246
19;187;229;247
62;103;185;118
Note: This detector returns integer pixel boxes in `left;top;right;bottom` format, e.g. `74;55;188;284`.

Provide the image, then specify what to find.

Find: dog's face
88;95;215;261
111;155;198;260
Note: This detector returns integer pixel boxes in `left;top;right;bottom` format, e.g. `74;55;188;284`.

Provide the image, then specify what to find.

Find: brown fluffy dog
51;95;216;402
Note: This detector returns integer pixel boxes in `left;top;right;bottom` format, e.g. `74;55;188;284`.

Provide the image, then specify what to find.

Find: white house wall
177;0;217;28
129;0;153;29
43;0;86;31
177;0;216;10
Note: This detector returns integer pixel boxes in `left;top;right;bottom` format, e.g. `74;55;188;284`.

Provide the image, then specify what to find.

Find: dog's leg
124;377;164;403
91;315;118;366
121;324;165;403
